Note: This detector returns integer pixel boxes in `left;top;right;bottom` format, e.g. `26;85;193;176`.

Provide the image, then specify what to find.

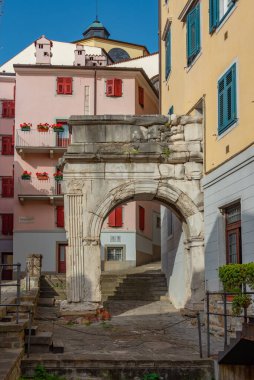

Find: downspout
158;0;162;114
94;69;97;115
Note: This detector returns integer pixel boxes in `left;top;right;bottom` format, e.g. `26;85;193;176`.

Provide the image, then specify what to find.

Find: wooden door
1;252;13;280
58;244;67;273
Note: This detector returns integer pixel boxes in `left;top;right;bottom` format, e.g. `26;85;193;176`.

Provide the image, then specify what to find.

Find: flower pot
21;127;31;131
53;128;64;133
37;175;48;180
37;128;49;132
226;295;234;302
21;176;31;180
54;176;63;181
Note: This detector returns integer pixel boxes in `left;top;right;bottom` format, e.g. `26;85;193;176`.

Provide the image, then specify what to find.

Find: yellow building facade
159;0;254;173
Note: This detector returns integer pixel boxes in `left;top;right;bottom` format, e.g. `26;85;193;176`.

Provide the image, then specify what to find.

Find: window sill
185;51;202;73
217;119;238;140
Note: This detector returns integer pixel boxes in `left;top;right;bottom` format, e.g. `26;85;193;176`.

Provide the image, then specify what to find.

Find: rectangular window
165;28;171;79
2;177;14;198
57;77;73;95
139;206;145;231
56;206;64;228
187;3;201;65
106;79;122;97
107;247;123;261
1;214;13;235
2;136;14;155
218;63;237;135
138;86;144;107
210;0;236;32
2;101;15;118
108;207;123;227
225;203;241;264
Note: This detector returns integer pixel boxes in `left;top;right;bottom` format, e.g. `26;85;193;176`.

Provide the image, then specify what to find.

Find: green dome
83;19;110;39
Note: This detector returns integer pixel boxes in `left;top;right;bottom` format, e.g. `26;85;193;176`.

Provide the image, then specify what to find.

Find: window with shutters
138;86;144;107
108;207;123;228
1;177;14;198
106;79;122;97
2;100;15;118
218;63;237;135
56;206;64;228
165;28;171;79
139;206;145;231
56;77;73;95
209;0;236;32
186;3;200;66
1;214;13;235
2;136;14;155
224;203;241;264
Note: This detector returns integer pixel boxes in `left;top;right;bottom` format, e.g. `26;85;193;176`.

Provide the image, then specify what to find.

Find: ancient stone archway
63;115;204;310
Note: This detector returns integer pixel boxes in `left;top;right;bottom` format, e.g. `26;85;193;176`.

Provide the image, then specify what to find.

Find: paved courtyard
34;299;224;361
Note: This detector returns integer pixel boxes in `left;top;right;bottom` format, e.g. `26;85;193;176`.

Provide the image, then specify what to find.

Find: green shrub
20;365;66;380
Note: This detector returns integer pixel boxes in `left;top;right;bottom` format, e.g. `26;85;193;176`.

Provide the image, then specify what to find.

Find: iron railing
206;290;254;357
17;177;63;196
16;130;71;148
0;263;21;323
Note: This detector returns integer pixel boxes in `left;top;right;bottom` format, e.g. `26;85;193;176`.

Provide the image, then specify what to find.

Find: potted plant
53;170;63;181
21;170;31;180
36;171;49;180
232;294;252;316
51;123;64;133
37;123;50;132
219;263;254;315
20;122;32;131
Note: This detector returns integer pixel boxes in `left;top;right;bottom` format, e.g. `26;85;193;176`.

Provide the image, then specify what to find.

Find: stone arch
88;179;202;243
63;114;204;310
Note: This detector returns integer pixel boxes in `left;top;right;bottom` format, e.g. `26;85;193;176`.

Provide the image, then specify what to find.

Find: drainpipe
94;69;97;115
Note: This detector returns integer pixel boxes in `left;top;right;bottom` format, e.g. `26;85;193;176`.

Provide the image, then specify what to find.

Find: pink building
0;33;159;275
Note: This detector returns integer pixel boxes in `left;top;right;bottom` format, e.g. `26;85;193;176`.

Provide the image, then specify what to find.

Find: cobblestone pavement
35;300;224;361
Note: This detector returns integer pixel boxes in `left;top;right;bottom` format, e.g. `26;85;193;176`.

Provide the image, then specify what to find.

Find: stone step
38;298;55;307
25;331;53;346
52;338;64;354
7;302;35;313
25;326;38;336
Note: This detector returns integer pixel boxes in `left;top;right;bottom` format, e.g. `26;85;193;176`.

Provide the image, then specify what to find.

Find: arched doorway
63;115;204;310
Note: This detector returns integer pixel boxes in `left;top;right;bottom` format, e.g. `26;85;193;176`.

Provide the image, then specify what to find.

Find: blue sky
0;0;158;65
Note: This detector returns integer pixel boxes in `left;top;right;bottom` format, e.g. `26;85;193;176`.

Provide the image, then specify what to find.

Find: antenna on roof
96;0;99;21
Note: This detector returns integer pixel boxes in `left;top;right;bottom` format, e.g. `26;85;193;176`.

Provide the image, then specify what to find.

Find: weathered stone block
184;162;203;180
184;123;203;141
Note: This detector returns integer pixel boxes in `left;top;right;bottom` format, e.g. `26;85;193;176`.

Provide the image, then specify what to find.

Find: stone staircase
39;274;66;301
101;267;168;303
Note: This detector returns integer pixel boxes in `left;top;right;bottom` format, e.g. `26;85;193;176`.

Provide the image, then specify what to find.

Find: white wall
161;206;186;308
13;231;67;272
203;146;254;291
100;231;136;262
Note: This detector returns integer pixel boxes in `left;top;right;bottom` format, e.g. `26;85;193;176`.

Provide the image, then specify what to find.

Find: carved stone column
66;193;84;303
187;237;205;308
63;180;101;311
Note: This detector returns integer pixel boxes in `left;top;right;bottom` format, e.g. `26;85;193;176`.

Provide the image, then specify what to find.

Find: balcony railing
16;130;71;149
17;177;63;198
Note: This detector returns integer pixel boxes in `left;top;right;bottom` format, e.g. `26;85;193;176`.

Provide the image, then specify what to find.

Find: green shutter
187;3;201;65
209;0;218;33
165;29;171;79
218;64;237;135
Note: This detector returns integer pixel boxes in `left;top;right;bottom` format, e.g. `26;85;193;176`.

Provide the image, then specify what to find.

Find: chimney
74;44;86;66
34;35;53;65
